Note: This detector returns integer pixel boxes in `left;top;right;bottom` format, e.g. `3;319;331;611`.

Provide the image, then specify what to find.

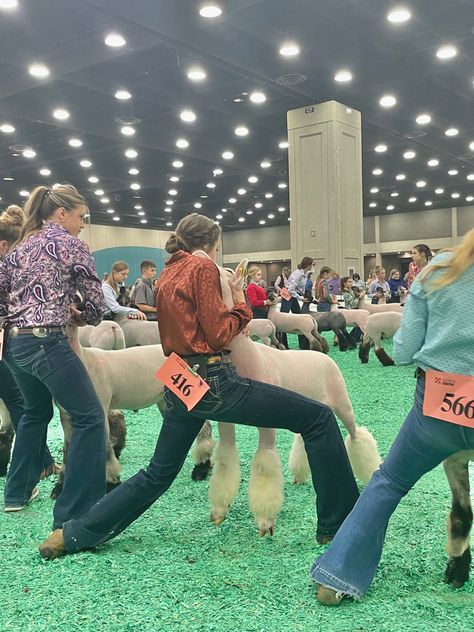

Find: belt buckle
32;327;48;338
207;355;220;365
9;325;19;338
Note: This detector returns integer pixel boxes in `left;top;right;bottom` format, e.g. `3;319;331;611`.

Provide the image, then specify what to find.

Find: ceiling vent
114;116;141;125
403;131;427;139
275;73;308;86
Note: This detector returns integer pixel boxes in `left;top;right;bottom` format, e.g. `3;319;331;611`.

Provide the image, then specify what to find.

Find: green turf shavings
0;335;473;631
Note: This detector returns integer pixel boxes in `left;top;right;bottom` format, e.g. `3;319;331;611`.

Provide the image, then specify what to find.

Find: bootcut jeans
311;376;474;599
4;332;106;528
62;359;360;553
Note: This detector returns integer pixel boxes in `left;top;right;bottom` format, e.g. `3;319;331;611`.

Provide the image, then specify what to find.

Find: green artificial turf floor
1;335;473;632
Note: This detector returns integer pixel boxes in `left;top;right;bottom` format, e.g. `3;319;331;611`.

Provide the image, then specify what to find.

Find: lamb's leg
104;406;122;492
108;409;127;459
191;420;216;481
209;422;241;525
358;333;373;363
443;453;473;588
51;408;73;499
0;400;14;477
288;433;311;483
248;427;284;536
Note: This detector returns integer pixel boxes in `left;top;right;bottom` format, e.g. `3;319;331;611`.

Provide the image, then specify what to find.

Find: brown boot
39;529;66;560
316;584;344;606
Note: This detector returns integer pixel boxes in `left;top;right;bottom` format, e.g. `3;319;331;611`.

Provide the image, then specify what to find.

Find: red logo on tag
423;370;474;428
156;352;210;411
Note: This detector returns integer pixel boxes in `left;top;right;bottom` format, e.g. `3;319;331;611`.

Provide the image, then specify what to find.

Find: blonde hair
15;184;87;246
107;260;130;293
246;265;261;283
0;205;25;247
165;213;220;254
419;228;474;291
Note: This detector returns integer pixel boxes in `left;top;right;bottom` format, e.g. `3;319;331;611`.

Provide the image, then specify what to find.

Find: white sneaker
4;487;39;513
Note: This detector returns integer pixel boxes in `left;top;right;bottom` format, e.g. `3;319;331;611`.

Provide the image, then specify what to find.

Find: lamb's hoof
277;344;286;351
106;479;122;493
375;348;395;366
191;459;212;481
444;550;471;588
360;357;369;364
50;482;64;500
258;521;275;537
210;512;227;526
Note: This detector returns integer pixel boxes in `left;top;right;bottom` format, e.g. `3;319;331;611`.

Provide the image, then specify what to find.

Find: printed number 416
171;373;194;397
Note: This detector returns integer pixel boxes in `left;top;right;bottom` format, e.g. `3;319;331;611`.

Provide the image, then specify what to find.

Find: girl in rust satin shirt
40;213;359;564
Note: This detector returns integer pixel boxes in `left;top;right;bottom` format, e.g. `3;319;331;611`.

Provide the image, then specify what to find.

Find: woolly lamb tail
288;434;311;484
248;448;284;536
345;426;381;484
208;442;241;525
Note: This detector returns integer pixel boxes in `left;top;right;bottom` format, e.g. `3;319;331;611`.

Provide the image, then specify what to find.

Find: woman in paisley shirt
0;184;107;529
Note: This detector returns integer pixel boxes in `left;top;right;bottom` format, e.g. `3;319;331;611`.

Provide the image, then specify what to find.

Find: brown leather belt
9;326;65;338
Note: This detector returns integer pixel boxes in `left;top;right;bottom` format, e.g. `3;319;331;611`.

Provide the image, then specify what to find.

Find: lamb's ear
231;258;249;291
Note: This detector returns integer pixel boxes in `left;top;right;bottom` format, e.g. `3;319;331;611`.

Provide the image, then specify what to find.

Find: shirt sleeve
288;270;304;298
70;241;106;325
102;283;138;316
0;260;11;318
393;282;428;366
246;283;265;308
194;263;252;351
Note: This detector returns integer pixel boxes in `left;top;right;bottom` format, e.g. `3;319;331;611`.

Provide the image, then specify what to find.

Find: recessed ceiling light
172;160;184;169
466;196;474;202
130;183;141;191
169;176;180;182
448;169;458;176
106;208;115;214
265;192;274;198
94;189;104;196
22;148;36;158
187;66;207;81
164;207;172;213
0;0;19;9
129;167;139;175
386;205;395;210
409;197;417;203
168;189;178;196
113;216;120;221
279;42;300;57
427;159;439;167
222;150;234;159
39;168;51;176
52;110;71;125
228;197;237;204
176;138;189;149
180;109;197;123
3;176;14;181
267;213;275;219
213;168;223;176
193;202;202;209
105;33;126;48
425;201;433;206
19;189;29;197
435;188;444;194
246;210;253;215
379;94;397;108
416;113;431;125
369;202;377;208
416;180;426;187
467;174;474;181
260;160;271;168
121;125;135;136
403;150;416;159
390;192;399;197
80;159;92;168
469;141;474;152
140;219;148;224
115;89;132;100
334;69;352;83
259;220;266;225
237;188;246;195
166;222;172;227
28;62;50;78
445;127;459;137
278;140;289;149
248;176;258;183
100;197;110;204
207;182;216;189
387;7;412;23
372;168;383;175
249;91;266;104
278;182;287;189
199;4;222;18
216;214;223;220
68;138;83;148
235;125;249;136
436;44;457;60
134;205;142;210
374;144;388;153
395;174;405;181
255;202;263;208
370;187;379;193
0;122;15;133
88;176;99;183
278;206;286;212
221;208;227;213
238;216;246;223
125;148;138;158
451;192;460;198
137;210;145;216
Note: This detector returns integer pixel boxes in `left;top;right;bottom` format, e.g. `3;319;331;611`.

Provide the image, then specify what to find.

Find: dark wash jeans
63;360;359;553
4;332;106;528
0;360;54;472
280;297;310;350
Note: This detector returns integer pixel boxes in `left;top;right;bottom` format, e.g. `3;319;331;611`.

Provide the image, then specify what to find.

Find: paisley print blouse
0;221;105;327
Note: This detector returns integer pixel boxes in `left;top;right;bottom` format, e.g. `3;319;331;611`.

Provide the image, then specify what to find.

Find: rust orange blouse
155;250;252;356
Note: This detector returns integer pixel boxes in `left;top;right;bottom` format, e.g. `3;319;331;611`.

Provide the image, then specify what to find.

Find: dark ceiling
0;0;474;232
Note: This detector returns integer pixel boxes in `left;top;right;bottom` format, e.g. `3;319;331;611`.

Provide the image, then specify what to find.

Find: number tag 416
156;352;210;411
423;370;474;428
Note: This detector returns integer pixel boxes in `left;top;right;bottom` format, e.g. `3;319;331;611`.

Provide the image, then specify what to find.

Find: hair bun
3;205;24;226
165;233;181;254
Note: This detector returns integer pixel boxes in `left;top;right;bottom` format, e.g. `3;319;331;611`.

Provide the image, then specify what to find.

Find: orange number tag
156;352;210;411
0;328;4;361
423;370;474;428
280;287;291;301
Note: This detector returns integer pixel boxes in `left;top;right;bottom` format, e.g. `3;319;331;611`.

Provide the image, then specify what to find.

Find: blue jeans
317;302;331;312
62;359;359;552
311;377;474;599
0;360;54;474
4;332;106;528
